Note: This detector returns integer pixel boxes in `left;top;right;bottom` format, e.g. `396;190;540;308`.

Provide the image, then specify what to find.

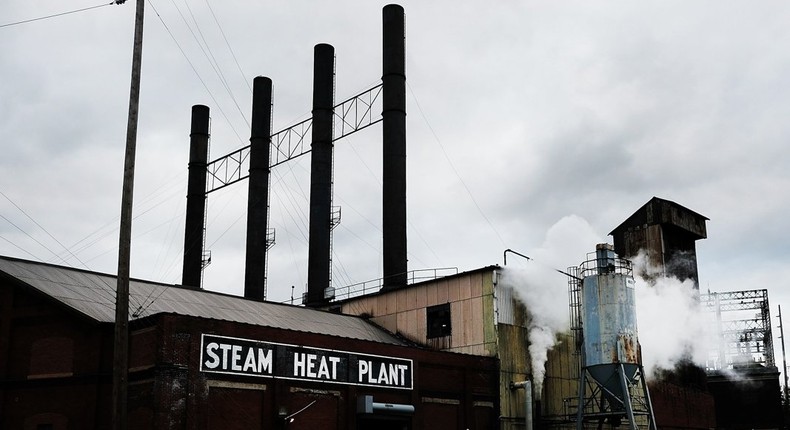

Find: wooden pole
779;305;789;406
113;0;144;428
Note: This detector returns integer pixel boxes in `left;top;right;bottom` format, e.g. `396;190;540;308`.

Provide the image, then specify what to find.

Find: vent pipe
306;44;336;307
181;104;210;289
510;380;534;430
244;76;273;301
381;4;407;291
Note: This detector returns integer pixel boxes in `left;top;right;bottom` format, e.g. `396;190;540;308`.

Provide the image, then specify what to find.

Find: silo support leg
576;371;586;430
618;364;637;430
639;367;657;430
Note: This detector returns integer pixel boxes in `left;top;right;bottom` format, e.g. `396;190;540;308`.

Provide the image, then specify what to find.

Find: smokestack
381;4;407;291
306;44;336;308
244;76;273;301
181;104;210;289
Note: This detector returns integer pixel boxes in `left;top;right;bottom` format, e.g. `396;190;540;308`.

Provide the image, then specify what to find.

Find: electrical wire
203;0;252;93
0;235;40;260
0;191;135;306
171;0;250;128
406;81;508;248
146;0;245;145
0;2;115;29
0;213;67;266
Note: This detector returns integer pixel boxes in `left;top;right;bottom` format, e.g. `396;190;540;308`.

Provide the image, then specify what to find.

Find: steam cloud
500;215;603;396
631;251;713;378
500;216;723;394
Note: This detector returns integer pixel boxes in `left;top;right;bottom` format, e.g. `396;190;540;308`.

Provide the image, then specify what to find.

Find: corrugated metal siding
496;285;515;325
0;256;405;345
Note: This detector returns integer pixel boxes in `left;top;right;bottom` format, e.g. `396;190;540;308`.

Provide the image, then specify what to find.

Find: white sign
200;334;413;390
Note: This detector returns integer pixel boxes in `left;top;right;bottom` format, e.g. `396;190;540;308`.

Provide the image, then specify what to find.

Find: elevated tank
580;244;640;398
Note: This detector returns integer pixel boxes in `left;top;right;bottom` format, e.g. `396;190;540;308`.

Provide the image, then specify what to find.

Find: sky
2;0;790;376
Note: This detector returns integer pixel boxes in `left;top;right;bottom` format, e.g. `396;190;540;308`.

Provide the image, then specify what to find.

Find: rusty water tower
575;244;656;429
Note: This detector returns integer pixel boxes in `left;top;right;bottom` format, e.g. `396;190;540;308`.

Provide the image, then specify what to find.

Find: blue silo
575;244;655;430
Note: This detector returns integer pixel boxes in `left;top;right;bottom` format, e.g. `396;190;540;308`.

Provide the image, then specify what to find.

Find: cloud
0;2;789;364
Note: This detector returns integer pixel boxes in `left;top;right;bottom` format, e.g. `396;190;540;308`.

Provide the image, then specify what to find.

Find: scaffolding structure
700;289;774;370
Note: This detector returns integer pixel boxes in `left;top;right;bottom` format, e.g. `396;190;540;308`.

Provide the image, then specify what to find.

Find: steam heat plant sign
200;334;413;390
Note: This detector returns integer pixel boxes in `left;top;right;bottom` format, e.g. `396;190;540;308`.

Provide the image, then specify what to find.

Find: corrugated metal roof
0;256;405;346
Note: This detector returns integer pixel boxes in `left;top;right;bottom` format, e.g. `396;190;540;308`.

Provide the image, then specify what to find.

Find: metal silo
575;244;655;430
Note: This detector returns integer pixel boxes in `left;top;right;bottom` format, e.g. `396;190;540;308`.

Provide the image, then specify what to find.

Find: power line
147;0;246;144
204;0;252;93
170;0;250;128
0;2;116;29
406;81;508;248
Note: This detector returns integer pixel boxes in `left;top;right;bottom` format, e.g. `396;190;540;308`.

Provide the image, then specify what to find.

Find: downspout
510;380;533;430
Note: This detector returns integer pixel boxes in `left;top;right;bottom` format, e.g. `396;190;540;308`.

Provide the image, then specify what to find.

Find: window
426;303;451;339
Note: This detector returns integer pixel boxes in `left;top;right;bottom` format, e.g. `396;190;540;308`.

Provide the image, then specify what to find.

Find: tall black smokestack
181;104;210;289
244;76;273;301
381;4;407;291
306;44;336;307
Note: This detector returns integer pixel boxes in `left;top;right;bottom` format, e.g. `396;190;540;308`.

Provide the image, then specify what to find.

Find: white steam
631;251;713;378
498;215;718;392
500;215;603;396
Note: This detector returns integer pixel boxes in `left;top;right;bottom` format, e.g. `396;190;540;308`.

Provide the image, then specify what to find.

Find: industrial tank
580;243;640;398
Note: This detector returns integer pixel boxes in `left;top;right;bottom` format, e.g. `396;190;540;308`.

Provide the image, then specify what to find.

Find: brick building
0;256;499;429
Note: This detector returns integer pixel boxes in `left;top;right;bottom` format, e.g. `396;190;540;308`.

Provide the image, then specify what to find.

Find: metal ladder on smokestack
328;205;341;295
200;120;212;283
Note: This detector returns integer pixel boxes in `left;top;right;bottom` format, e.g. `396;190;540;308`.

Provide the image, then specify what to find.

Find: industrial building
0;6;502;429
609;197;784;429
0;255;500;429
1;4;787;430
6;196;785;428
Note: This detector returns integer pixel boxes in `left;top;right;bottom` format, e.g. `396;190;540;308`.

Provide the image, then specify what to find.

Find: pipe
502;248;582;281
306;43;336;307
511;380;533;430
182;104;210;289
503;248;531;266
243;76;273;301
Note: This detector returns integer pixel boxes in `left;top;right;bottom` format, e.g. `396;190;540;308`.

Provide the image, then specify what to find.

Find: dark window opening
427;303;451;339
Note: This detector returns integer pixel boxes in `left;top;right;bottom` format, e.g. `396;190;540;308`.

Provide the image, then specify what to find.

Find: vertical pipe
306;43;335;307
525;381;533;430
244;76;273;301
511;380;534;430
181;105;210;289
381;4;407;291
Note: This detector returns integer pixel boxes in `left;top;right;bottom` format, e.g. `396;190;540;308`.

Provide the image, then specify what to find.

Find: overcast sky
2;0;790;370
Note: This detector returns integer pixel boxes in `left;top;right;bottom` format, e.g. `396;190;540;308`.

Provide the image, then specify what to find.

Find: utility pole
113;0;144;429
778;305;789;407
